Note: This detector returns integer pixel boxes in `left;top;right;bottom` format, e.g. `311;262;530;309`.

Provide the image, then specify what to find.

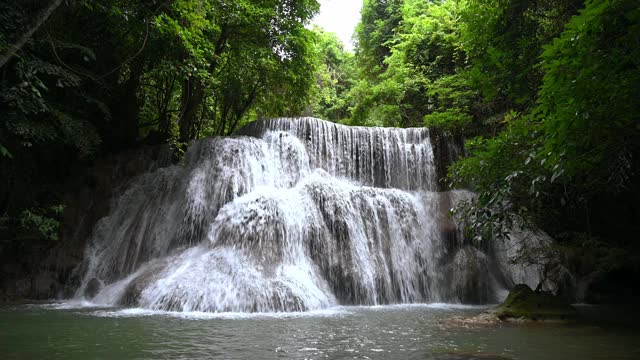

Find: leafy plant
19;205;65;241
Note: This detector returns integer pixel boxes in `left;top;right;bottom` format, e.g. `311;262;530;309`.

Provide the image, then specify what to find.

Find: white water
74;117;538;312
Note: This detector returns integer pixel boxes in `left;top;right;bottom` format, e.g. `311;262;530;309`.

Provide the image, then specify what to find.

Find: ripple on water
2;304;640;360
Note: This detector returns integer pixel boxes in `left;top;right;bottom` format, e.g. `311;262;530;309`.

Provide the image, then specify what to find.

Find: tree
0;0;64;69
152;0;319;141
0;0;321;242
450;0;640;282
355;0;404;79
307;26;356;122
348;0;477;130
460;0;582;109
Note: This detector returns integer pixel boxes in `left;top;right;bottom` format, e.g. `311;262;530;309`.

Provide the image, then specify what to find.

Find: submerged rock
495;284;577;321
447;312;502;327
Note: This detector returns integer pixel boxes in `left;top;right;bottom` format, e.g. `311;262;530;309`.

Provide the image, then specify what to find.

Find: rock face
0;145;172;302
494;284;577;321
449;247;493;304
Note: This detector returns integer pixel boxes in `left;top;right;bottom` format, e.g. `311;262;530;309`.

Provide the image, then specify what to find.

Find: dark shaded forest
1;0;639;302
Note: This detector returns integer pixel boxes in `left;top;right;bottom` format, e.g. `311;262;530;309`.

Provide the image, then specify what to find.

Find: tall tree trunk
179;78;205;143
226;80;261;136
158;75;176;140
178;24;228;142
109;60;144;149
0;0;64;69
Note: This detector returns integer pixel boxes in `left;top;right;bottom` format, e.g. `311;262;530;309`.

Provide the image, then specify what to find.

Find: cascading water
75;117;538;312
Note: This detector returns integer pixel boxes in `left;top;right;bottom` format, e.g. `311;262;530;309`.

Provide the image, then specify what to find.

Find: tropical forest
0;0;639;359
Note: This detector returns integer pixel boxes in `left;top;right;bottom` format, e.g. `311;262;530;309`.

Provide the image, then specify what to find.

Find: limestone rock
495;284;577;321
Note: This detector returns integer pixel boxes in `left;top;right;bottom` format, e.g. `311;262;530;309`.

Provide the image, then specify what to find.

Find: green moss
496;284;577;321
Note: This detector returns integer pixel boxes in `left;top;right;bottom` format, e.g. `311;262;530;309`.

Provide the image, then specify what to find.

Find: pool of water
1;303;639;359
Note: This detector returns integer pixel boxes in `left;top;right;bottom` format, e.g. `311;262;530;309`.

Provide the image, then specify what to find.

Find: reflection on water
1;304;639;359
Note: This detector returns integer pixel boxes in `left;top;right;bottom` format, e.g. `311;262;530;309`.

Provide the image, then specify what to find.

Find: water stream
72;118;540;312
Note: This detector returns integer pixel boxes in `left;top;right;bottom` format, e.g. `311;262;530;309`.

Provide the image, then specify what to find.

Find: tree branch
0;0;64;69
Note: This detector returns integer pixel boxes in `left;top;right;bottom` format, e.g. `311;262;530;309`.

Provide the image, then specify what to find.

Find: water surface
1;303;639;359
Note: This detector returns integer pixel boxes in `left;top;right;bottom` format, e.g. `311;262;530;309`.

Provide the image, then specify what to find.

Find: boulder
450;247;495;304
84;278;101;299
494;284;577;321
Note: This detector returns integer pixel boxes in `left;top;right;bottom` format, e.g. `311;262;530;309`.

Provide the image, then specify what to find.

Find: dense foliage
307;0;639;297
306;26;356;122
450;0;640;281
1;0;319;241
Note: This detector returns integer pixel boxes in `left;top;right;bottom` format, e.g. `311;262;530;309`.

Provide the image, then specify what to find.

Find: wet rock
495;284;577;321
447;284;578;326
0;144;172;303
447;311;501;327
84;278;101;299
13;278;32;299
120;260;166;307
450;247;495;304
33;273;57;298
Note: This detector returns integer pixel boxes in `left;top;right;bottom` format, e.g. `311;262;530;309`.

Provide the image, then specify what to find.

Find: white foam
22;300;107;310
90;307;350;320
83;303;491;320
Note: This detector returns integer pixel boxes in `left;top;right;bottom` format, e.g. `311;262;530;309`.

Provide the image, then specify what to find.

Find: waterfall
75;117;537;312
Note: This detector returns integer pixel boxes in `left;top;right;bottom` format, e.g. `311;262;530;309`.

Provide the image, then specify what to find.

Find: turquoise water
1;303;639;359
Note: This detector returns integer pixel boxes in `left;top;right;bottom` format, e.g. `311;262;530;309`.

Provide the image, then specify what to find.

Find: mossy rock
495;284;577;321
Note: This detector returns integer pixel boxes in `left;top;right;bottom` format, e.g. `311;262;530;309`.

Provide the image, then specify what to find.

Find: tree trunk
0;0;64;69
179;78;205;143
109;60;144;149
178;24;228;142
226;80;261;136
157;75;177;140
